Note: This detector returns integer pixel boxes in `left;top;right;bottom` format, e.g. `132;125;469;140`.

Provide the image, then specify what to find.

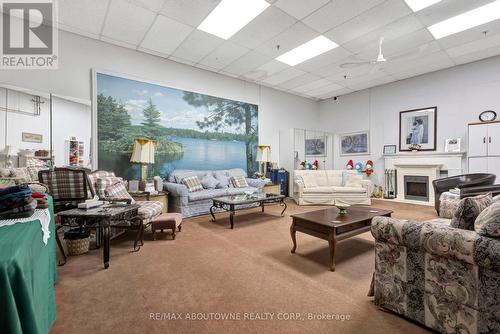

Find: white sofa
293;170;372;206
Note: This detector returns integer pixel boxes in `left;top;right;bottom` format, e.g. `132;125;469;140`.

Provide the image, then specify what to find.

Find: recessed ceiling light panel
197;0;270;40
428;1;500;39
276;36;338;66
404;0;441;12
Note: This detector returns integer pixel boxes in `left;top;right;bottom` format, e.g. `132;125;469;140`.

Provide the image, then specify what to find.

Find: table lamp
256;145;271;179
130;139;155;188
1;145;18;168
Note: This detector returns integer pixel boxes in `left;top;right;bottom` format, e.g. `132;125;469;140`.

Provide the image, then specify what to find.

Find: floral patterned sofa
370;216;499;334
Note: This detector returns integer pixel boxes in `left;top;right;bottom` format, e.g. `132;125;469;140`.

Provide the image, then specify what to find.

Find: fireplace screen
404;175;429;201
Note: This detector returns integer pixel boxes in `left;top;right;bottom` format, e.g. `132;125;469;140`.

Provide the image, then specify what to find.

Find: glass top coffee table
210;192;286;229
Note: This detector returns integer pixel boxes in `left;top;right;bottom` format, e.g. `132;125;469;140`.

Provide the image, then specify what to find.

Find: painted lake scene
96;73;259;179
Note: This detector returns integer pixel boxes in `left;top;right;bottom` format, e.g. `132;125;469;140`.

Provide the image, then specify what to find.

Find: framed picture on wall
399;107;437;151
340;131;370;156
305;136;326;156
445;138;461;152
383;145;397;155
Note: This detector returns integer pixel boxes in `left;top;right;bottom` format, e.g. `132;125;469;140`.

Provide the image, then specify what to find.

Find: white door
469;157;488;173
487;157;500;177
487;123;500;156
468;124;488;157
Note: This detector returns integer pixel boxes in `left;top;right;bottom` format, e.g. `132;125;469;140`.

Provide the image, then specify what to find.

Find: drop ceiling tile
436;20;500;50
241;60;289;81
58;23;101;40
126;0;166;12
58;0;109;36
229;6;297;49
255;22;318;57
384;51;455;77
100;35;137;49
342;14;425;55
278;73;322;90
324;0;412;45
274;0;329;20
379;42;445;73
415;0;494;26
445;32;500;58
345;74;394;91
292;78;332;93
168;55;196;66
160;0;221;27
261;67;306;85
451;45;500;65
170;30;224;63
302;0;385;33
306;83;345;97
295;47;353;72
222;50;271;76
102;0;156;45
198;42;250;70
316;87;353;99
139;15;193;55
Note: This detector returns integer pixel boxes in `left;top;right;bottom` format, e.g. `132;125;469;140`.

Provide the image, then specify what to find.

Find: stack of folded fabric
32;192;49;209
0;184;37;219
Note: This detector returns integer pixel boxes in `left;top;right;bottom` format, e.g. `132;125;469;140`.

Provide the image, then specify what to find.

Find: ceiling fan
340;37;387;69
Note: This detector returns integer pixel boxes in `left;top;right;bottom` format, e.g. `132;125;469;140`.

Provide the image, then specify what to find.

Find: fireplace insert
404;175;429;201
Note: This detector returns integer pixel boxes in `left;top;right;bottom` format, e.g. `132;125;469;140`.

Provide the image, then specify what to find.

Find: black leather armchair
432;173;498;214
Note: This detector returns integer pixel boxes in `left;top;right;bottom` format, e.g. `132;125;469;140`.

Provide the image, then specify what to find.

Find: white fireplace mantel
385;152;465;176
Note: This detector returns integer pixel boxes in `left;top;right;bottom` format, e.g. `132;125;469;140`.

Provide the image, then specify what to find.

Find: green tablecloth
0;197;57;334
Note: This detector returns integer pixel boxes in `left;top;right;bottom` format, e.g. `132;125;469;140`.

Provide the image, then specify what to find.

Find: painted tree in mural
183;92;258;175
141;98;162;138
97;94;131;140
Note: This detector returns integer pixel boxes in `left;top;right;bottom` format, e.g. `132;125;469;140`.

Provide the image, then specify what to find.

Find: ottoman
151;213;183;240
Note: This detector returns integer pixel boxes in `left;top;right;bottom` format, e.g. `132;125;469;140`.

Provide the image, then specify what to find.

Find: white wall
319;55;500;185
0;30;320;166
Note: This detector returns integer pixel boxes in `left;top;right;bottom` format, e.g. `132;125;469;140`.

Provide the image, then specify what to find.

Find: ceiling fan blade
388;43;430;62
340;61;372;69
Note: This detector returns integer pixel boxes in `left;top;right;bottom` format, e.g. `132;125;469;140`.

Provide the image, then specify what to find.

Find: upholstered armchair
370;216;499;334
432;173;497;215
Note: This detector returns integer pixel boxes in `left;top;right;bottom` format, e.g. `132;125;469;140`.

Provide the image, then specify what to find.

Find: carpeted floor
51;199;437;334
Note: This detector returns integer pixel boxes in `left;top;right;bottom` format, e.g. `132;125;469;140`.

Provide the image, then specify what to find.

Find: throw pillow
493;194;500;203
182;176;203;193
450;193;492;231
200;175;219;189
474;201;500;237
104;181;135;203
231;175;248;188
344;173;363;188
301;174;318;188
214;173;230;189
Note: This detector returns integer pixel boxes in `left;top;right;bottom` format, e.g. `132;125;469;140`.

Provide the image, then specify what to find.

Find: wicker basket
64;228;90;256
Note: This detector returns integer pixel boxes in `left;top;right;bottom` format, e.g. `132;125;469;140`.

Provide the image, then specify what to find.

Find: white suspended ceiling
56;0;500;100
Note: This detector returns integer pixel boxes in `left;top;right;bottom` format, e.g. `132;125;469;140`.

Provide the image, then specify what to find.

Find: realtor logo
1;0;58;69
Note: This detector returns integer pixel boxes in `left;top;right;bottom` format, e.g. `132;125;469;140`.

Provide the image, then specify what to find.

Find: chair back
38;168;94;212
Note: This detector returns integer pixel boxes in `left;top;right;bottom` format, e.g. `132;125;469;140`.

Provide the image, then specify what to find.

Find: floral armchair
369;217;499;334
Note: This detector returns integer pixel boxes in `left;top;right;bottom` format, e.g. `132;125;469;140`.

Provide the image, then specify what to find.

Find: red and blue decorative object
355;162;364;172
365;160;374;176
312;160;319;170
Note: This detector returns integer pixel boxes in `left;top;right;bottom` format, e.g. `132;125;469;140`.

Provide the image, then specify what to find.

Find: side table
262;183;281;194
129;191;168;213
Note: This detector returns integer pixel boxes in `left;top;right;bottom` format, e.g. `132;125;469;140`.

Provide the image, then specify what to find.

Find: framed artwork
22;132;43;143
383;145;397;155
399;107;437;151
305;137;326;156
340;131;370;156
445;138;461;152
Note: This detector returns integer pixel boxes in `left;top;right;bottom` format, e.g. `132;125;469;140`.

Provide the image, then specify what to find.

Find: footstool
151;213;183;240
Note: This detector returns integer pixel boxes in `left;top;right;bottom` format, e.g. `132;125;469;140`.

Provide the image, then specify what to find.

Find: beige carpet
51;199;437;334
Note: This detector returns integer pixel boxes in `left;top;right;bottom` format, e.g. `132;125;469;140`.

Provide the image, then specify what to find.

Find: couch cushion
343;173;364;188
326;170;343;186
214;172;231;188
105;181;135;203
137;201;163;220
302;186;334;194
200;174;219;189
227;168;247;178
331;186;366;193
302;174;318;188
474;201;500;237
226;186;258;195
450;193;492;231
182;176;204;193
188;189;227;201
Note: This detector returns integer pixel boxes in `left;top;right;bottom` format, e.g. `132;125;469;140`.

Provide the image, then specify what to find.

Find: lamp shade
256;145;271;162
130;139;155;164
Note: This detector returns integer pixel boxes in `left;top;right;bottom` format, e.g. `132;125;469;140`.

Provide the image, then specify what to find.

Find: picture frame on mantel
399;107;437;152
383;145;397;155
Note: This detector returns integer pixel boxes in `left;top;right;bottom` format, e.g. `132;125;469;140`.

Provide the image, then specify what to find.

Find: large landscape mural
96;73;259;179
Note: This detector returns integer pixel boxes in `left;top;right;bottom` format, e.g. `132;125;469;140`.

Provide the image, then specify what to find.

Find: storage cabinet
468;122;500;176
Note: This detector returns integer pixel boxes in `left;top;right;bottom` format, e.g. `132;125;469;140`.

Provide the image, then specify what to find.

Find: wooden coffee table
290;206;392;271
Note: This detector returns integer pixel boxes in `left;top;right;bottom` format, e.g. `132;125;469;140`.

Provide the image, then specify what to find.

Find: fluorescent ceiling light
197;0;270;39
276;36;338;66
428;1;500;39
404;0;441;12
